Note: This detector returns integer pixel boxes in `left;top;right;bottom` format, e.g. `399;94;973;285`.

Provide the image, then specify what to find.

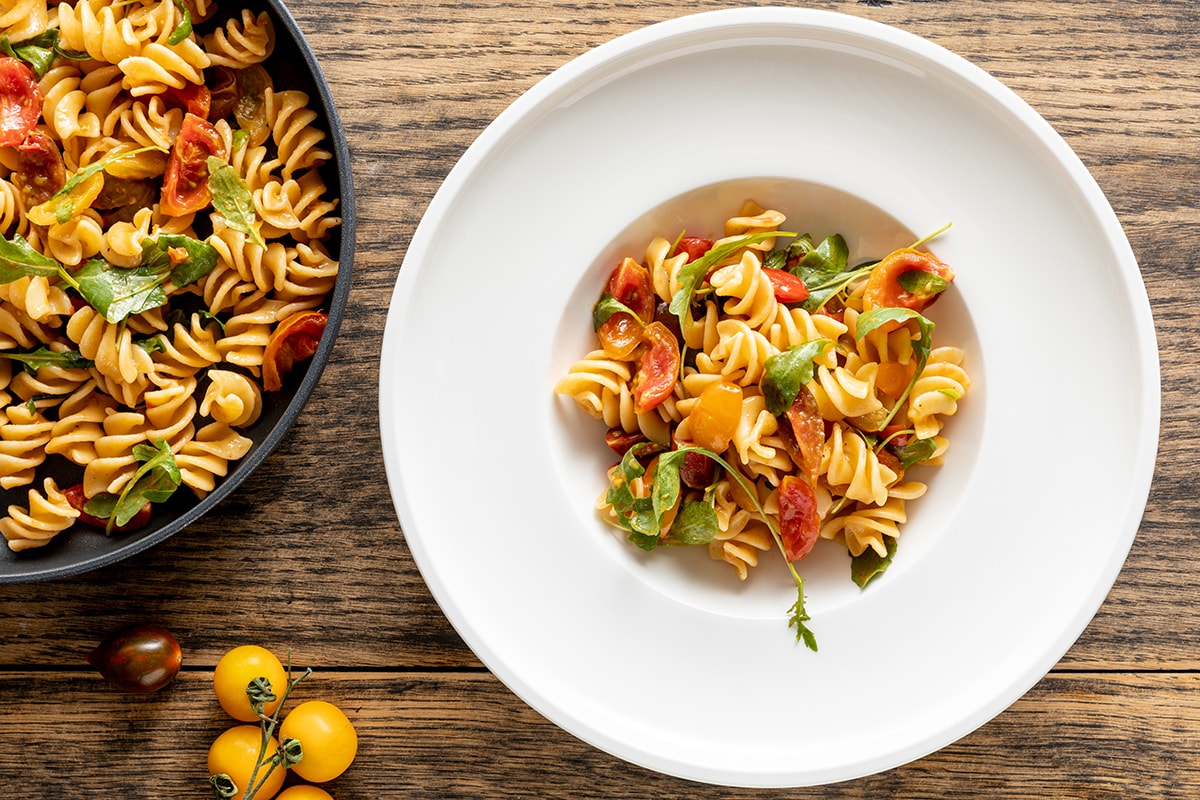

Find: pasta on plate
0;0;340;552
555;201;969;648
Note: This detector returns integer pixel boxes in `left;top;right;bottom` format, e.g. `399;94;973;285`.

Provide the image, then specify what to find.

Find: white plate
379;7;1159;787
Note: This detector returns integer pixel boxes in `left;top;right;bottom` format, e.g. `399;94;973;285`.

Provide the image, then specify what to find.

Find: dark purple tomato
87;624;182;694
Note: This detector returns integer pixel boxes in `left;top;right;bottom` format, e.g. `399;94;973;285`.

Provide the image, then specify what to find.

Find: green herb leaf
0;347;93;374
894;437;938;469
651;450;684;529
206;156;266;250
146;233;219;287
0;30;87;77
667;500;719;545
760;339;830;416
167;0;193;45
668;231;795;330
231;128;249;152
73;258;168;323
897;269;949;298
603;446;658;548
105;438;181;530
0;235;64;283
791;232;848;276
137;335;168;355
592;292;642;330
788;582;818;651
851;535;898;588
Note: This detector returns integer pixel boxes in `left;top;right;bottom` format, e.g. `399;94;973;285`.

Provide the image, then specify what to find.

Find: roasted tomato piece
686;380;742;453
159;112;225;216
234;64;273;147
92;176;157;212
162;81;212;119
784;386;823;486
63;483;152;532
863;247;955;313
631;321;679;414
0;57;40;147
604;428;646;456
207;66;239;121
263;311;328;391
679;450;716;490
16;131;66;206
778;475;820;562
597;257;654;359
763;267;809;304
671;236;713;263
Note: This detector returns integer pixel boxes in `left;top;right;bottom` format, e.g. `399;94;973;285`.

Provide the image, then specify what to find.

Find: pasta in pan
0;0;341;553
555;201;970;648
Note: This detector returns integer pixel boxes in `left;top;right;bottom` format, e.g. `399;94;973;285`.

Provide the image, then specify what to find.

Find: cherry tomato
86;623;182;694
631;321;679;414
604;428;646;456
862;247;955;313
16;131;66;206
777;475;820;562
277;788;334;800
262;311;328;392
0;57;40;147
783;387;823;486
162;81;212;119
762;267;809;303
214;645;289;722
63;483;152;532
279;700;358;783
159;112;224;216
686;380;742;453
208;66;240;121
874;360;916;400
27;171;104;227
208;725;285;800
678;449;716;490
597;257;654;359
671;236;713;263
234;64;273;147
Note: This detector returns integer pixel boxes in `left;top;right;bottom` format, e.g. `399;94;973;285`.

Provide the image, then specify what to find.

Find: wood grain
0;0;1194;796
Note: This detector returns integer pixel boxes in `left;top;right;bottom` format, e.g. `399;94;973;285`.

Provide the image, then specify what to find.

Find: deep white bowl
380;7;1158;787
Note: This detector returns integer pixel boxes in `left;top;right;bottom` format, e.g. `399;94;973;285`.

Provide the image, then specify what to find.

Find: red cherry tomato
671;236;713;263
784;386;824;486
631;321;679;414
262;311;328;392
597;257;655;358
777;475;820;562
863;248;955;313
763;267;809;303
16;131;66;206
604;428;646;456
207;66;239;121
159;112;225;216
62;483;152;532
0;57;40;147
162;81;212;119
87;623;182;694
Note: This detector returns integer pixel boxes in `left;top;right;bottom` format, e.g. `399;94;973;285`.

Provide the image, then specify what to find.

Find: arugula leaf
790;232;848;275
851;536;898;588
651;450;684;528
855;307;935;428
0;235;63;283
667;231;795;330
894;436;939;470
603;446;659;548
73;258;168;323
0;30;87;77
0;347;93;374
51;146;162;203
167;0;193;45
137;335;168;355
897;269;949;298
206;156;266;249
666;500;719;545
788;583;818;651
84;438;181;533
760;339;830;416
149;233;219;287
592;292;642;330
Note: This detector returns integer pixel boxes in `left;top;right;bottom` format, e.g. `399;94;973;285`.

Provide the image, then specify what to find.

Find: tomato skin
631;321;679;414
208;725;285;800
777;475;820;562
162;81;212;118
863;248;955;313
279;700;358;783
783;387;823;486
159;112;224;216
763;267;809;303
671;236;714;263
214;645;289;722
62;483;152;532
679;449;715;490
276;788;334;800
0;57;40;147
604;428;646;457
208;66;239;121
597;258;654;358
262;311;328;392
686;380;742;453
16;131;66;206
86;623;182;694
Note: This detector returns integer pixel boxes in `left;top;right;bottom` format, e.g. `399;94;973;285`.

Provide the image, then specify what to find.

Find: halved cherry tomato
604;428;646;456
784;386;823;486
63;483;152;532
234;64;273;147
162;81;212;119
87;623;182;694
679;450;716;490
686;380;742;453
27;171;105;227
631;321;679;414
863;247;955;313
763;267;809;303
778;475;820;562
207;66;239;122
262;311;328;391
597;257;654;359
16;132;66;206
159;112;225;216
0;57;40;147
671;236;713;263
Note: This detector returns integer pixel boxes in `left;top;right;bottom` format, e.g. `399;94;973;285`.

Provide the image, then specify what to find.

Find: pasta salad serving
0;0;341;553
555;202;970;650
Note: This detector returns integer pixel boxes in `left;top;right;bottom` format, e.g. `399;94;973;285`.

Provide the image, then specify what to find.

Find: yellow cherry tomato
277;787;335;800
207;725;285;800
279;700;358;783
214;645;289;722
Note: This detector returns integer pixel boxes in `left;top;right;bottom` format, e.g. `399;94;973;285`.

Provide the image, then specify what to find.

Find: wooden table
0;0;1190;796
